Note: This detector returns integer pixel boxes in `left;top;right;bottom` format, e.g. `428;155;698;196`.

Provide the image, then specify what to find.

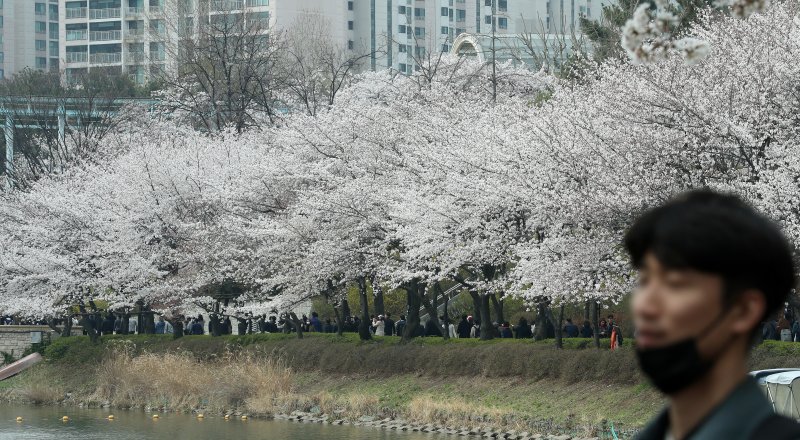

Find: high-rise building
0;0;604;84
0;0;61;80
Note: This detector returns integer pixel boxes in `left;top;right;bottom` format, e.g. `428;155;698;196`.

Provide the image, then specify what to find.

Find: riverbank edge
5;334;795;439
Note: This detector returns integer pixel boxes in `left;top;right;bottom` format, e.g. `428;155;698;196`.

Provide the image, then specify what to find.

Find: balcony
90;30;122;41
127;51;145;62
66;52;88;63
89;8;121;20
149;4;163;14
245;0;268;6
66;30;88;41
212;0;243;11
125;28;144;39
90;52;122;63
149;51;165;62
126;6;144;15
66;7;88;18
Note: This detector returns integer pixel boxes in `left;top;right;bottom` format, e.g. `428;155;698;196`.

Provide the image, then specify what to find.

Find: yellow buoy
224;415;230;420
196;414;204;419
152;414;159;420
107;415;115;420
241;415;248;421
61;416;69;422
15;416;23;422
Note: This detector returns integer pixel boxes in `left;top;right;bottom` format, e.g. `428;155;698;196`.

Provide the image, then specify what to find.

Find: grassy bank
1;334;798;438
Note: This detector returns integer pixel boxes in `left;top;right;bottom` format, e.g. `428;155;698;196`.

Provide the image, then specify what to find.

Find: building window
36;57;47;69
49;4;58;21
485;0;491;5
49;41;58;56
399;62;406;72
441;43;450;52
0;16;3;28
415;46;425;57
485;15;491;24
0;0;3;9
414;26;424;37
456;9;466;21
36;40;46;51
441;6;448;16
498;17;507;29
348;1;353;10
398;44;406;52
347;40;353;50
348;20;353;30
398;24;406;34
0;52;4;63
398;5;405;14
441;26;448;34
35;21;47;33
414;7;425;18
0;69;4;79
499;0;507;11
35;2;46;15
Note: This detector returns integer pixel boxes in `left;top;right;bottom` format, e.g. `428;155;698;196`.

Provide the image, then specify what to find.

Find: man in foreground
626;190;800;440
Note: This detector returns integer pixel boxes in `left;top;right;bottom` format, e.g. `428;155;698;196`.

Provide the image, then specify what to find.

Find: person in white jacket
374;315;385;336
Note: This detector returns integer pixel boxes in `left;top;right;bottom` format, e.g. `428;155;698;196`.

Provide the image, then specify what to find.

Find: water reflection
0;404;444;440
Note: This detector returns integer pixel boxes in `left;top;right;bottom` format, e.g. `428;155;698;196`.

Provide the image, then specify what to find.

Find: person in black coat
395;315;406;337
424;319;442;337
515;317;532;339
457;315;471;338
580;320;593;338
384;313;395;336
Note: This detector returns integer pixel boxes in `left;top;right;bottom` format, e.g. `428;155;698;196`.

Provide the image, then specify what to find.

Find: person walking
374;315;386;336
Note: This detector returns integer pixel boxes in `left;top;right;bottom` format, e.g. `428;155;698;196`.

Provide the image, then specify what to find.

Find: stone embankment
275;410;600;440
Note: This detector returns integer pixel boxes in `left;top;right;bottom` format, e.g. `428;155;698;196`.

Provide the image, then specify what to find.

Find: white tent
764;371;800;419
751;369;800;402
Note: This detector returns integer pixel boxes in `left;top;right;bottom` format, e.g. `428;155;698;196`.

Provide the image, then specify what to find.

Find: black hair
624;189;796;321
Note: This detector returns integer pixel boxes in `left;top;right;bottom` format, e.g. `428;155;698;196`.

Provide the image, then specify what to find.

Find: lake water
0;404;445;440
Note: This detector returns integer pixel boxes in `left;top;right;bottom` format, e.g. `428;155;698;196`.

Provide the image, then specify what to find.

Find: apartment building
0;0;605;84
0;0;61;80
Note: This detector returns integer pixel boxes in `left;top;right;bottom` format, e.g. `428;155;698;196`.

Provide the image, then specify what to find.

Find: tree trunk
470;290;481;322
371;275;385;317
479;294;493;340
534;301;549;341
121;313;130;335
592;301;601;349
210;313;222;337
584;301;590;322
546;305;565;349
61;317;73;337
171;320;184;339
289;312;304;339
402;281;422;342
341;298;352;319
442;283;451;340
357;277;372;341
332;305;344;337
421;285;446;340
490;292;505;324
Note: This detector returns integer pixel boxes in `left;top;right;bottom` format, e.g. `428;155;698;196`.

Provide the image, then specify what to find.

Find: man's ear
730;289;767;336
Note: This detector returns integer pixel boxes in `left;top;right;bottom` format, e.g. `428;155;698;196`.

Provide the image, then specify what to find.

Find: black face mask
636;312;730;395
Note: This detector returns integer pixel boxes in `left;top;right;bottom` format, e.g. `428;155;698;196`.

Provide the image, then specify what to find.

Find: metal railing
90;30;122;41
212;0;243;11
89;7;121;19
127;52;145;62
90;52;122;64
65;7;88;18
66;30;88;41
66;52;88;63
125;28;144;38
246;0;269;6
149;4;163;13
126;6;144;15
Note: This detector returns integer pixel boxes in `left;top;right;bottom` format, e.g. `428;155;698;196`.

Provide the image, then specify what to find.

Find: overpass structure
0;96;159;188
